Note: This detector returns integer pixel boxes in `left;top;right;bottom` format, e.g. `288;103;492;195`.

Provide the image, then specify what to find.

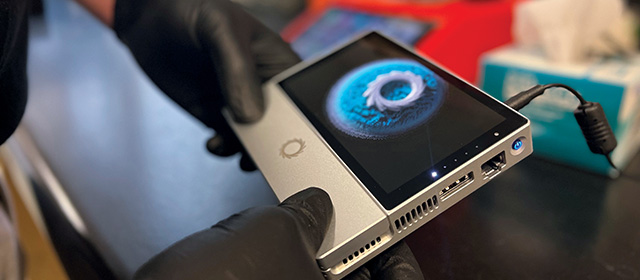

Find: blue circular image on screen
326;59;446;139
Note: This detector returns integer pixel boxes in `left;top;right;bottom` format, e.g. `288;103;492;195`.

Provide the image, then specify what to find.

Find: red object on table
282;0;523;83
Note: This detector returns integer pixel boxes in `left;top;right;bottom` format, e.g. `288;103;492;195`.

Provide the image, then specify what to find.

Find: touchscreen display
279;33;525;209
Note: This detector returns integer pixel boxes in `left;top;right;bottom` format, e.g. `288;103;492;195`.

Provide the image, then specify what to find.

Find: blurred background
1;0;640;279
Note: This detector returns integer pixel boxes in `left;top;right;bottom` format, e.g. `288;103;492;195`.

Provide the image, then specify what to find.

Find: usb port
439;172;474;200
481;151;506;179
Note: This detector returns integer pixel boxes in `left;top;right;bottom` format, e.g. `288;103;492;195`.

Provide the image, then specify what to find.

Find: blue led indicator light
512;139;523;151
431;171;438;178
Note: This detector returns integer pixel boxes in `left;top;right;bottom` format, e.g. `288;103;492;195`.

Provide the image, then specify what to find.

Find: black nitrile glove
113;0;300;171
134;188;424;280
134;188;331;279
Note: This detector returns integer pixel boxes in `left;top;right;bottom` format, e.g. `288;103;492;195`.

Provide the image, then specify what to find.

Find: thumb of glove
279;187;333;252
133;188;333;280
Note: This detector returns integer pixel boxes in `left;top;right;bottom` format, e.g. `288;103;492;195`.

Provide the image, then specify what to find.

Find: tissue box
481;47;640;176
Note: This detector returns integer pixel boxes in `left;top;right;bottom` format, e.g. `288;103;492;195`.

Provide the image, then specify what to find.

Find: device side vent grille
341;237;382;265
394;195;439;233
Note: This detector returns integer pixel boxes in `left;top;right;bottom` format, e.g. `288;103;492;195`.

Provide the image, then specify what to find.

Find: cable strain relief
504;85;546;110
573;102;618;155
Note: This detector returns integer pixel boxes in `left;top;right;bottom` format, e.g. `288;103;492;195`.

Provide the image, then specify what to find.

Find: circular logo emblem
280;138;306;159
326;59;446;140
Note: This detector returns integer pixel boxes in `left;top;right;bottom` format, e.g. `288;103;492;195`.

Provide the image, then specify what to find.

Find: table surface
21;0;640;279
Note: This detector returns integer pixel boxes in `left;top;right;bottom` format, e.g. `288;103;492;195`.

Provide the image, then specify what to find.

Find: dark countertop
407;154;640;279
19;0;640;279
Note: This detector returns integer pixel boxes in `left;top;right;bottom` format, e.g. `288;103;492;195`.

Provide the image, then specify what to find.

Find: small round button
510;137;527;156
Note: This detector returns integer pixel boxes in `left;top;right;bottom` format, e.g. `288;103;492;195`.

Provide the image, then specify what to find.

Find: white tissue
514;0;628;63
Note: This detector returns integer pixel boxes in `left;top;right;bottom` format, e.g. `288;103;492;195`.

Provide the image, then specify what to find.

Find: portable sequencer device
226;32;533;279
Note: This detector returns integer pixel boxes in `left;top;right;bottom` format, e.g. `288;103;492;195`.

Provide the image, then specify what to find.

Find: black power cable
505;84;618;170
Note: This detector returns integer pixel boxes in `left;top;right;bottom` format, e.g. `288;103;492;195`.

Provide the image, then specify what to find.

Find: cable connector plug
504;85;546;111
574;102;618;168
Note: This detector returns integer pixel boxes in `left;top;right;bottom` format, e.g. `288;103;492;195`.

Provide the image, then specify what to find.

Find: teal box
481;47;640;176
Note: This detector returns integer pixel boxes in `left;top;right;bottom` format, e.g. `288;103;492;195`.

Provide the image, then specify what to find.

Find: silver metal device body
226;34;532;279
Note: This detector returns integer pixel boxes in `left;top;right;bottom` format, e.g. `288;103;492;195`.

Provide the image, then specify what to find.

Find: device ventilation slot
394;195;439;233
342;237;382;266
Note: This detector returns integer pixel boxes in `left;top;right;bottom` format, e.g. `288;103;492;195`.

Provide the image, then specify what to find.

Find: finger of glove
239;152;257;171
206;134;257;171
369;241;425;280
279;187;333;252
345;241;424;280
249;26;301;82
206;131;241;157
198;3;265;123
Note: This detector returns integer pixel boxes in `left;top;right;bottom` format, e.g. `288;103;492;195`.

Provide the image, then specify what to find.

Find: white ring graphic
362;71;425;111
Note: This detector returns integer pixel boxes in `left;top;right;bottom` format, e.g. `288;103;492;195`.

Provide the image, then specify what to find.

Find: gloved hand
113;0;300;171
134;188;424;280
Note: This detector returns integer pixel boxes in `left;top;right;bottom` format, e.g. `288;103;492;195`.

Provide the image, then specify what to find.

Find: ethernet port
481;151;506;179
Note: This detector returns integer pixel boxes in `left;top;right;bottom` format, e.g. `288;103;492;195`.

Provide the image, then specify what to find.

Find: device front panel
278;32;529;210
